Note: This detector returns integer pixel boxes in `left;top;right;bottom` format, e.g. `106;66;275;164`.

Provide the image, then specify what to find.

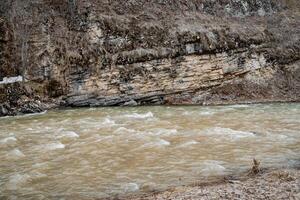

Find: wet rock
123;99;138;106
0;104;8;116
19;101;44;114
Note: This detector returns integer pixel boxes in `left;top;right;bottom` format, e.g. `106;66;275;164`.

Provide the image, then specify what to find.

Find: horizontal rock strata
0;0;299;115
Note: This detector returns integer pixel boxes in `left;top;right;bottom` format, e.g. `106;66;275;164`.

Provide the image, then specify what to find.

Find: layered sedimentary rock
0;0;299;116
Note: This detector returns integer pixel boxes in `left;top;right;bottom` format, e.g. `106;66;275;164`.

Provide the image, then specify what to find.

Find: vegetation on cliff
0;0;299;116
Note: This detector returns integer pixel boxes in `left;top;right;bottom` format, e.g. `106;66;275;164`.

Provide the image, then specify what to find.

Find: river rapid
0;103;299;199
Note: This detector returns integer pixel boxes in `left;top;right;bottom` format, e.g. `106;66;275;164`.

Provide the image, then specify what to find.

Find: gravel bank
127;169;300;200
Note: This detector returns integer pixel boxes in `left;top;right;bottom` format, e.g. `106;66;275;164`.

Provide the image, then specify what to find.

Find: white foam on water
141;182;157;192
197;108;216;116
114;127;136;134
282;118;300;123
157;139;171;146
199;111;215;116
124;112;154;119
141;139;171;148
229;104;250;108
274;134;289;140
94;135;115;143
44;126;52;131
201;160;226;175
265;132;296;144
43;142;65;150
122;183;139;192
182;111;193;116
6;149;25;159
0;136;17;145
75;118;98;127
14;110;48;118
6;174;31;190
26;110;48;116
149;128;178;136
30;172;47;180
178;140;199;147
32;162;48;168
102;117;116;125
203;127;255;140
57;131;79;138
215;107;235;112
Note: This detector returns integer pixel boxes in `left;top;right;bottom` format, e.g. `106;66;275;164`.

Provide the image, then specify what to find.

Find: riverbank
1;95;299;118
125;168;300;200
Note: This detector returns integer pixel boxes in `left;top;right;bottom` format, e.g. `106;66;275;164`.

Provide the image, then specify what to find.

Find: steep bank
0;0;300;116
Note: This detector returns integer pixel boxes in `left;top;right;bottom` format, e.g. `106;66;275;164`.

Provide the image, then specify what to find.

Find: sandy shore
123;169;299;200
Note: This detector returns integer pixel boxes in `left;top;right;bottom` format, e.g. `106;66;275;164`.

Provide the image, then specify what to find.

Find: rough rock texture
127;169;300;200
0;0;300;115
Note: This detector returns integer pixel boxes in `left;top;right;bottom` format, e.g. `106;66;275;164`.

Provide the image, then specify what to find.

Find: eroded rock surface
0;0;299;116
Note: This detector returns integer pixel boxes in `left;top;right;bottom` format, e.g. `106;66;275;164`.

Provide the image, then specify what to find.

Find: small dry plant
248;158;260;176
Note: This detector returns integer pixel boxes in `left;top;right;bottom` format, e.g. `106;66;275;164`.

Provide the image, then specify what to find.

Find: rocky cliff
0;0;299;116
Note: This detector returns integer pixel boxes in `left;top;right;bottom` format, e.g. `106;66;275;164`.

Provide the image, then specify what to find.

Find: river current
0;104;299;199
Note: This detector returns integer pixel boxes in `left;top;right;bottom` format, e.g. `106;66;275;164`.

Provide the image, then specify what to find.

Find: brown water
0;104;299;199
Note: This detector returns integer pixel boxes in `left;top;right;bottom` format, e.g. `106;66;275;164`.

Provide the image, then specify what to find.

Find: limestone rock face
0;0;299;115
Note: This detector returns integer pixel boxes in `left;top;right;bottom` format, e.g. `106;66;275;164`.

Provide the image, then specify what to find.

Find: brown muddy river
0;104;299;199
